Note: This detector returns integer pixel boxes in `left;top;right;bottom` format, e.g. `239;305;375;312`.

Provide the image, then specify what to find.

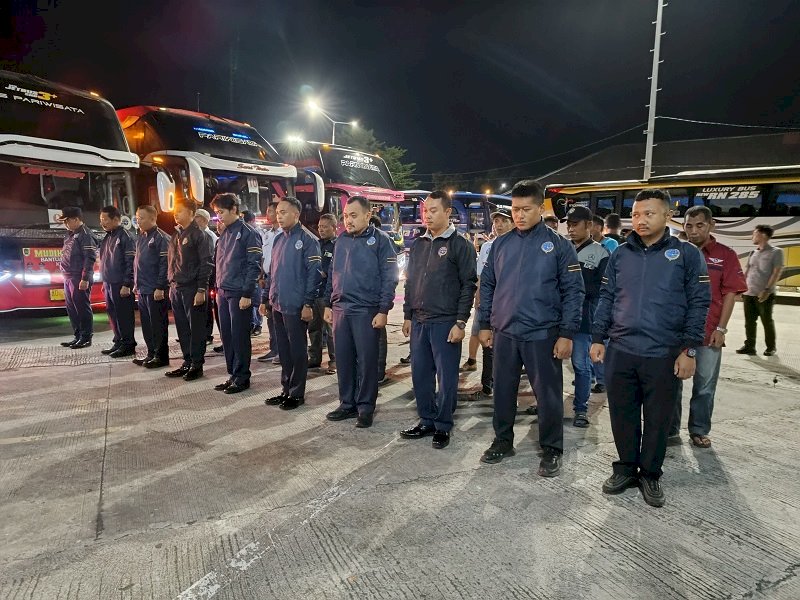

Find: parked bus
400;190;511;249
545;166;800;286
0;70;139;312
116;106;316;233
276;141;403;234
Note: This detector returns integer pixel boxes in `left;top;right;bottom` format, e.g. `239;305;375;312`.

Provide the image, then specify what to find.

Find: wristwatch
683;348;697;358
715;326;728;334
455;321;466;330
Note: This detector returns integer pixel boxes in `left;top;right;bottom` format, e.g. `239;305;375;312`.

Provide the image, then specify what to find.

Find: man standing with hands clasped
323;197;398;428
400;190;477;448
591;189;710;507
477;180;585;476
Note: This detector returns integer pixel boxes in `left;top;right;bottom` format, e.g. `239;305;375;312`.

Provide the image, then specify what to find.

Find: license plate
49;288;65;301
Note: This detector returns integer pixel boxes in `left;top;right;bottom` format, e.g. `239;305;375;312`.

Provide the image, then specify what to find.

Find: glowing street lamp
286;133;305;143
307;99;358;145
500;182;507;190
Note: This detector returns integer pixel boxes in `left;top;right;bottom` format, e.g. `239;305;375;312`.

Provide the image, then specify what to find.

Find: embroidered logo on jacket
295;240;303;250
541;241;554;253
665;249;680;261
438;246;448;257
367;236;376;246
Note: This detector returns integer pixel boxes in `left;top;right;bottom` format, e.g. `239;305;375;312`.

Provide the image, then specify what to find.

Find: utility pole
196;92;200;112
643;0;666;181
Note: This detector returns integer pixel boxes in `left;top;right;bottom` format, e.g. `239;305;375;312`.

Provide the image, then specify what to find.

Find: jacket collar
627;227;671;251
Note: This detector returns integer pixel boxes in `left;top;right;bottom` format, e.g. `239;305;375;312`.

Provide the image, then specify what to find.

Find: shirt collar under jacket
627;227;671;251
421;223;456;240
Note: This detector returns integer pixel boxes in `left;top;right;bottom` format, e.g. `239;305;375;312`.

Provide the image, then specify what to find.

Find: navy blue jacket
134;226;170;294
215;219;263;298
478;219;585;341
99;226;136;286
168;221;213;289
403;226;477;323
324;225;398;314
316;236;336;298
592;229;711;357
265;223;321;313
60;224;97;281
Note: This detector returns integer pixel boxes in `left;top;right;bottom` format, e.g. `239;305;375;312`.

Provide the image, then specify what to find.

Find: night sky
3;0;800;186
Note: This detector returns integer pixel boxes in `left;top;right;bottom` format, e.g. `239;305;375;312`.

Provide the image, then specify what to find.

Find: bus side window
767;184;800;217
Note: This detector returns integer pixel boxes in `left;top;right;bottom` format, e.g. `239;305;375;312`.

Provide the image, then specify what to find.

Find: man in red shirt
669;205;747;448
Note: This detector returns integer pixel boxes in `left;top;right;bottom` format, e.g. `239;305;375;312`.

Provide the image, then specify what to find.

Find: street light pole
307;101;357;145
643;0;666;181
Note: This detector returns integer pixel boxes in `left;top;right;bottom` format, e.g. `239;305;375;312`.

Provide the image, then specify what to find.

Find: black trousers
138;293;169;362
273;309;309;398
169;285;207;368
308;297;336;365
104;282;136;349
217;289;252;384
743;293;776;351
492;331;563;451
606;346;680;479
64;277;93;340
333;309;380;416
481;345;493;388
378;327;388;379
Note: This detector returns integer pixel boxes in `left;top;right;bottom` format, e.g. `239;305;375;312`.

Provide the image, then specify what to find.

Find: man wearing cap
98;205;138;358
262;197;321;410
165;199;213;381
211;194;263;394
462;206;514;396
400;191;476;447
133;205;171;368
477;180;584;476
57;206;97;349
591;189;710;507
194;208;219;346
564;206;609;428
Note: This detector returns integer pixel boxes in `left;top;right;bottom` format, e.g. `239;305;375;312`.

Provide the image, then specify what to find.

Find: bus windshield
320;148;395;189
0;73;128;151
123;110;281;164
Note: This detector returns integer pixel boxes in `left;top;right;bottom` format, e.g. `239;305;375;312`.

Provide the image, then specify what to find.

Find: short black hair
369;215;382;228
544;214;559;224
634;188;671;208
755;224;774;238
175;198;198;214
279;196;302;213
428;190;452;211
318;213;337;225
604;213;622;229
591;215;605;227
346;196;370;212
510;180;544;205
100;205;121;219
684;205;713;222
241;210;256;223
211;192;239;212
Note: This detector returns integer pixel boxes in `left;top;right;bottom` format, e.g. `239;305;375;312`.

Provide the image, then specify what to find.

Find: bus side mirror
156;171;175;212
185;156;205;207
306;169;325;212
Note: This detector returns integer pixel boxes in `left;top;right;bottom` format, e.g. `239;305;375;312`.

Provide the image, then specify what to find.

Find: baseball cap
195;208;211;221
55;206;82;221
490;206;512;219
562;205;593;222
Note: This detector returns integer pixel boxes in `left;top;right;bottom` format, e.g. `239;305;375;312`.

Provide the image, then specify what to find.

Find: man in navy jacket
133;205;170;368
591;188;710;507
99;205;137;358
323;197;398;428
57;206;97;349
478;180;585;476
262;197;321;410
211;193;263;394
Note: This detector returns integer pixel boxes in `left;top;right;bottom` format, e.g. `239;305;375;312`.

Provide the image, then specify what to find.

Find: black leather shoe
182;367;203;381
132;356;154;366
224;381;250;394
525;405;538;416
279;396;304;410
377;375;390;386
257;350;278;362
213;345;224;353
355;413;374;428
399;423;435;438
640;476;665;507
110;347;135;359
592;383;606;393
432;430;450;449
538;448;562;477
101;345;121;355
307;362;322;369
602;473;639;494
214;379;233;391
61;338;79;347
764;348;777;356
399;354;411;364
165;365;190;378
327;407;358;421
736;346;756;355
480;440;515;464
70;339;92;349
481;384;493;397
265;393;286;406
144;358;169;369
